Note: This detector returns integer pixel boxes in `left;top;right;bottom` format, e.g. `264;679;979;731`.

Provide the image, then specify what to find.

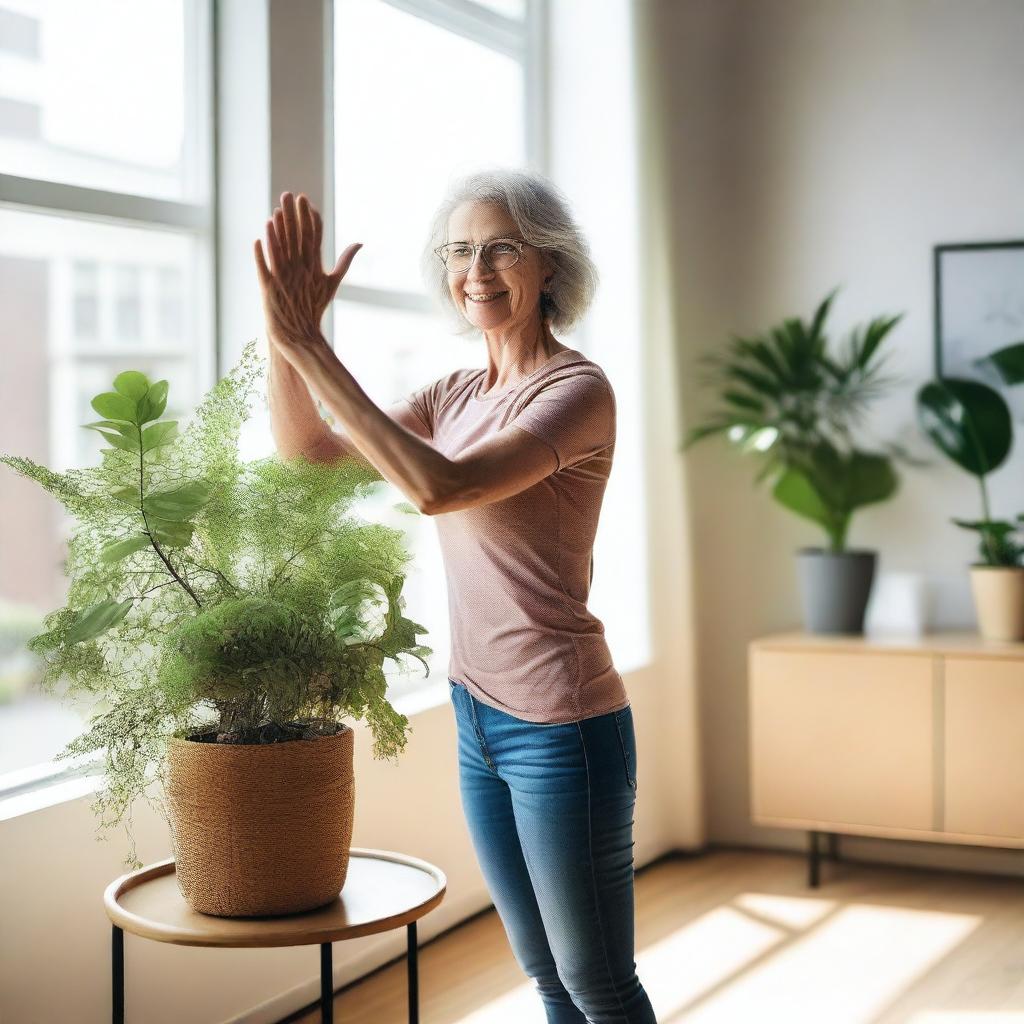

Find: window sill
0;770;103;822
386;671;452;719
0;675;453;823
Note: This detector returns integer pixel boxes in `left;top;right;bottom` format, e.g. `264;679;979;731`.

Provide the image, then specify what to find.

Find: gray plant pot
796;548;878;635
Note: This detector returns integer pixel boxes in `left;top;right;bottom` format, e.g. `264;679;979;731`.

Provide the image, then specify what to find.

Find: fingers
273;207;288;261
282;191;300;259
266;192;326;275
325;242;364;302
254;239;271;286
298;194;316;266
265;218;283;276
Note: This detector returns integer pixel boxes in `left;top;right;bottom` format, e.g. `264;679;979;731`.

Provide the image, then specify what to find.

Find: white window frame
0;0;550;802
0;0;218;798
324;0;547;336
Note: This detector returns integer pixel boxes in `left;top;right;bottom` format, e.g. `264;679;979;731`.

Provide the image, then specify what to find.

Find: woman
256;168;657;1024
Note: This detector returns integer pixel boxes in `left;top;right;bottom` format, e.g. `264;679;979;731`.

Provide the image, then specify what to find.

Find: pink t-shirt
404;347;628;724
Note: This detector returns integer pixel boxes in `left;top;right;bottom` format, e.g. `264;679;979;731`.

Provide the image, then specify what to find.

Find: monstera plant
683;287;912;634
917;340;1024;640
0;340;431;915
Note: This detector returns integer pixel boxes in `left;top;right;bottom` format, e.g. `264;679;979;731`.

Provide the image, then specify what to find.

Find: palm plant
683;287;909;551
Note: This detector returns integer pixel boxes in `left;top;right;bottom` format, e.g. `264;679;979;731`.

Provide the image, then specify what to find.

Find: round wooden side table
103;847;447;1024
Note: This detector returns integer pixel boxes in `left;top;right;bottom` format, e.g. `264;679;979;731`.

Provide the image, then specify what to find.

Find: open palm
254;191;361;361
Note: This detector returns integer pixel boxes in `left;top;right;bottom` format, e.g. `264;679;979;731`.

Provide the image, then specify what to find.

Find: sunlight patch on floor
734;891;837;929
451;903;787;1023
453;979;547;1024
659;902;981;1023
633;904;786;1012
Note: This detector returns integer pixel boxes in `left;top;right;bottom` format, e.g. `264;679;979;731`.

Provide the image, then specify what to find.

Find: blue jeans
448;677;657;1023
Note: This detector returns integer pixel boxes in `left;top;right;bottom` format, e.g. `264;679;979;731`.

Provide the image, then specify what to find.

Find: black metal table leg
808;830;820;888
112;924;124;1024
321;942;334;1024
827;831;840;861
407;920;418;1024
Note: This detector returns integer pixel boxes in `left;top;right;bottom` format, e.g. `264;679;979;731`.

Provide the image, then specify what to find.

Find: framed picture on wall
934;239;1024;420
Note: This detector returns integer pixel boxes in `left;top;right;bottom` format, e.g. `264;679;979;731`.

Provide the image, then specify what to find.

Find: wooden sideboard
749;631;1024;886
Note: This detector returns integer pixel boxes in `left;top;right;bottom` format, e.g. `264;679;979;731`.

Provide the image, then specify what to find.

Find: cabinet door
750;648;934;829
944;657;1024;839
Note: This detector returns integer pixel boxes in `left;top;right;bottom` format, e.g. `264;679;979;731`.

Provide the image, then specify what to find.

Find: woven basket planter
165;726;355;918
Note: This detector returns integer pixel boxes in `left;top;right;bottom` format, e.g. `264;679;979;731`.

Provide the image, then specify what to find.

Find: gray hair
420;166;600;338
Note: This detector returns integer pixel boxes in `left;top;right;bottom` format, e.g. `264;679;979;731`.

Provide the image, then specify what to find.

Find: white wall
645;0;1024;873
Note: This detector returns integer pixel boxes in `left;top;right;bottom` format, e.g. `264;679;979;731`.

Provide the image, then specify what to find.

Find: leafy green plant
916;341;1024;566
682;287;911;551
0;340;430;868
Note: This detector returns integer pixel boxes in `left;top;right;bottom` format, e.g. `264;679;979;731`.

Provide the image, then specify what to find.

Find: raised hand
254;191;361;365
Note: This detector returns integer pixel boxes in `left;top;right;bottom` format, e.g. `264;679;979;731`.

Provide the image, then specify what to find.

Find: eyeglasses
433;237;526;274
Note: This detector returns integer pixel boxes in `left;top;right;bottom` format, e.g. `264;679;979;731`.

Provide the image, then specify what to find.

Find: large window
0;0;215;784
332;0;538;696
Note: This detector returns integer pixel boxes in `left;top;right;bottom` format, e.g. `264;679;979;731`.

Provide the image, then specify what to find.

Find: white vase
969;565;1024;642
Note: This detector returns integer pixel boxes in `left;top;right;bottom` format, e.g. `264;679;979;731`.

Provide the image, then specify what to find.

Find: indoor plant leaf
91;392;138;424
143;481;214;521
844;450;899;508
772;466;837;536
137;380;169;424
88;429;139;453
974;340;1024;386
83;420;142;444
916;377;1012;477
147;519;195;548
99;534;153;565
113;371;151;402
65;598;134;644
141;421;179;453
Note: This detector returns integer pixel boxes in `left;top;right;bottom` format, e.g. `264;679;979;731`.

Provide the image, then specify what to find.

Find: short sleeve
512;371;616;470
400;369;473;439
402;381;436;437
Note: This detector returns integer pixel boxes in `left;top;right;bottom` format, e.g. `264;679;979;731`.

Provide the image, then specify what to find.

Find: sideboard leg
321;942;334;1024
112;924;124;1024
808;830;821;888
827;832;840;862
408;920;419;1024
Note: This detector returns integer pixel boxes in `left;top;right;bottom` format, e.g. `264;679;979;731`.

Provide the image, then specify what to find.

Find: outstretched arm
255;191;561;513
268;329;435;471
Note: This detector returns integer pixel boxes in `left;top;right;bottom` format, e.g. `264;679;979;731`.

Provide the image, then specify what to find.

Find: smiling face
444;201;553;334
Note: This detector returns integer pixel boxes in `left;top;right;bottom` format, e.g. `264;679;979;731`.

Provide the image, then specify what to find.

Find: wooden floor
289;847;1024;1023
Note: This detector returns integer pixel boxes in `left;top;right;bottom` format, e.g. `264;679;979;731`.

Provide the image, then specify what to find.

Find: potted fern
917;341;1024;640
0;340;431;917
682;287;912;634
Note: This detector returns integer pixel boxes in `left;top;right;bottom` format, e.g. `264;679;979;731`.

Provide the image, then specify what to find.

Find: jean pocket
612;706;637;791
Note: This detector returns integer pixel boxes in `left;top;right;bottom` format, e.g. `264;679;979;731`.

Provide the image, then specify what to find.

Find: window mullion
381;0;525;58
337;283;434;315
0;173;211;232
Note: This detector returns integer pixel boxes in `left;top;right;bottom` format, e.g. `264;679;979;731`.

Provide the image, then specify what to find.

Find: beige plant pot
165;726;355;917
969;565;1024;642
